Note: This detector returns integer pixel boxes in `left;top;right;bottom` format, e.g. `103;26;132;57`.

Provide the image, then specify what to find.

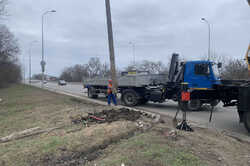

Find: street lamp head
201;18;205;21
42;10;56;16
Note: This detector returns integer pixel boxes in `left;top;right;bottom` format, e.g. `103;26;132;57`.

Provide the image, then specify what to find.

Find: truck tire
243;112;250;132
188;100;202;111
121;89;140;106
87;87;98;99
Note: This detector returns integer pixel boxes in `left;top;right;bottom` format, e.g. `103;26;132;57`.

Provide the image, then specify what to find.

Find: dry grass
0;84;108;137
0;84;132;166
87;129;204;166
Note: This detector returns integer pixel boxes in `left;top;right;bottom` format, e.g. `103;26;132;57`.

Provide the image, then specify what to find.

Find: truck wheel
121;89;139;106
243;112;250;132
187;100;202;111
87;88;98;99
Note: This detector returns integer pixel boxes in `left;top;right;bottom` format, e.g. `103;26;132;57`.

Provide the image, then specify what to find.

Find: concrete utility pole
201;18;211;61
105;0;118;91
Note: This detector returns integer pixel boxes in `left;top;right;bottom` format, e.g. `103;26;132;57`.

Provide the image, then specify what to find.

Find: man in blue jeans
107;79;117;106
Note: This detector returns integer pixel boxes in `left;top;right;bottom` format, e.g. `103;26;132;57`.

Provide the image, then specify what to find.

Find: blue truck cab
183;61;221;89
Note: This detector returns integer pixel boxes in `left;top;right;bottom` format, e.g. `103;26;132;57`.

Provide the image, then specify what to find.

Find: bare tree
59;58;111;82
87;57;102;77
200;52;248;80
0;24;21;88
201;52;228;65
124;60;168;74
72;64;89;81
221;59;248;80
100;62;110;77
60;64;89;82
0;25;19;61
60;67;73;82
0;0;8;19
140;61;167;74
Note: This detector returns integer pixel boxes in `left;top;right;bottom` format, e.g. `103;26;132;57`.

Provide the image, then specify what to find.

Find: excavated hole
70;108;142;125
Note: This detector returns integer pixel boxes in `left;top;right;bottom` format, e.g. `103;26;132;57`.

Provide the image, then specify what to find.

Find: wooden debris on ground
0;126;64;143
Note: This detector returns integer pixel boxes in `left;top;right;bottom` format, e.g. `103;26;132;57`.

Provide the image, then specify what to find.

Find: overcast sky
4;0;250;76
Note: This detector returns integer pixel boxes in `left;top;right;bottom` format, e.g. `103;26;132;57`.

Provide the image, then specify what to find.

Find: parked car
43;80;47;84
58;80;67;86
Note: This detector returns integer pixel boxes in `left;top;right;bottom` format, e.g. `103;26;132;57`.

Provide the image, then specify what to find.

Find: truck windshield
194;64;210;76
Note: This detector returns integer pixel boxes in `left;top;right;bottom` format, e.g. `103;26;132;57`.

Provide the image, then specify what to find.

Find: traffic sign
40;61;46;72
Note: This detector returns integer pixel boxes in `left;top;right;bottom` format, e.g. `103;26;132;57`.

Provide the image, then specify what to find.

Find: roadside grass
0;84;93;137
87;131;205;166
0;121;136;166
0;84;128;166
0;84;206;166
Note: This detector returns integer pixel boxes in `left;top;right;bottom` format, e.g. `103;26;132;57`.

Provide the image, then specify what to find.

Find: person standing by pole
107;79;117;106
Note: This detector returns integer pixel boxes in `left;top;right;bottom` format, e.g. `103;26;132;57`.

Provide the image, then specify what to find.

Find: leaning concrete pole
105;0;118;91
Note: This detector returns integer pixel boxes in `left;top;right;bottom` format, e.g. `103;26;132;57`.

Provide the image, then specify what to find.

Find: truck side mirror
218;62;222;69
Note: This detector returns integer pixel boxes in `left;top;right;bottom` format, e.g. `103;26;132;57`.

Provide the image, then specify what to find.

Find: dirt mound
71;108;142;125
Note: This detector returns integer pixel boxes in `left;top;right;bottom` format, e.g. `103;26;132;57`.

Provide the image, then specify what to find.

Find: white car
58;80;67;86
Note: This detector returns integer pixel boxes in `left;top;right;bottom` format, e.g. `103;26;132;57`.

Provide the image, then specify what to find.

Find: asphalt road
31;81;249;137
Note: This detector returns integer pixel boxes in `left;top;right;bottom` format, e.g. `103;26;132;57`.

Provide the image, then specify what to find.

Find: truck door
184;62;213;89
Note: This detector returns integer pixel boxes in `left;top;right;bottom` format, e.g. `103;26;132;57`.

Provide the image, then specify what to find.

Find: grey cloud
5;0;250;76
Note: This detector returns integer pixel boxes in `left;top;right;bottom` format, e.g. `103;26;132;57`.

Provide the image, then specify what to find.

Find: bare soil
71;108;142;125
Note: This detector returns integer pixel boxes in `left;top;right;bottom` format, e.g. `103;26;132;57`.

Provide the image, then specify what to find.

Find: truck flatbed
83;74;168;87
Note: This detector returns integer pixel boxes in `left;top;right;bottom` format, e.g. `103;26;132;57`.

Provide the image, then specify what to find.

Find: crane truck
83;51;250;132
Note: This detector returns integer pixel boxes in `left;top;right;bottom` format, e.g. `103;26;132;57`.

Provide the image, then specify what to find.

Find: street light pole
201;18;211;61
23;54;25;83
41;10;56;87
129;42;136;66
29;41;38;84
